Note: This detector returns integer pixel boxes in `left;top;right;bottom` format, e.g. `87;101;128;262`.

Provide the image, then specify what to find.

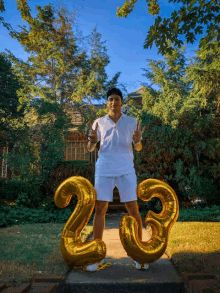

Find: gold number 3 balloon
119;178;179;268
54;176;106;269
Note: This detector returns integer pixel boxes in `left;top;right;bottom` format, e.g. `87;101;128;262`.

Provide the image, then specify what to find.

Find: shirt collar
107;112;125;120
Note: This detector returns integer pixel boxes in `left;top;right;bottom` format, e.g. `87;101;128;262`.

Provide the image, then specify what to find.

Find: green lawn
0;222;93;287
0;206;219;287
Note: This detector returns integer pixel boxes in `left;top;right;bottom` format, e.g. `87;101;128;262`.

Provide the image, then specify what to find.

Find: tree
141;44;192;125
0;53;25;147
3;2;123;108
6;4;87;105
116;0;220;56
0;0;29;37
73;25;127;133
183;45;220;182
127;44;220;204
84;24;110;102
1;1;124;185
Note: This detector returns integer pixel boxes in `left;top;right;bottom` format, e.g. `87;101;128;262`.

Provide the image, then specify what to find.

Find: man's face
106;94;124;112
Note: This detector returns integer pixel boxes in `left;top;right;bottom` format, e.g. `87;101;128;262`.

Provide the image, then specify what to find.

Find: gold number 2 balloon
119;178;179;267
54;175;106;268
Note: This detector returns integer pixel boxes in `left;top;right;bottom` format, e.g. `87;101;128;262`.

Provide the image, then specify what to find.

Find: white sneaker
134;261;149;270
86;259;105;272
86;263;98;272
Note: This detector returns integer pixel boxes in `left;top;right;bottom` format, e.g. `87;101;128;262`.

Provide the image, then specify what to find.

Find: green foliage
0;201;218;229
1;1;126;212
0;0;5;12
181;177;219;205
0;53;25;146
177;205;220;222
0;200;95;228
116;0;138;18
128;44;220;205
42;160;96;199
146;0;160;16
1;98;70;211
116;0;220;56
140;205;220;222
0;179;41;202
4;3;122;108
15;192;31;205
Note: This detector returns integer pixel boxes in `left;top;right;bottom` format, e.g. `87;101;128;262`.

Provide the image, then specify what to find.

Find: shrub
42;160;95;200
0;179;44;208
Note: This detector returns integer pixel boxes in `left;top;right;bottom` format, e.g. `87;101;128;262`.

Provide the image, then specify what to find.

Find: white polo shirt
92;113;142;177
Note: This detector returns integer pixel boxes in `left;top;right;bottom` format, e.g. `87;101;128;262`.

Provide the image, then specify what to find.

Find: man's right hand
88;121;98;143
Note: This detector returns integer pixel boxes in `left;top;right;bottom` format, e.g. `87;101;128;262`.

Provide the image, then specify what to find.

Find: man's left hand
133;121;146;143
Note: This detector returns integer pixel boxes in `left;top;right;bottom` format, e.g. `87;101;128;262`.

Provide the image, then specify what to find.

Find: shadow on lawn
169;251;220;279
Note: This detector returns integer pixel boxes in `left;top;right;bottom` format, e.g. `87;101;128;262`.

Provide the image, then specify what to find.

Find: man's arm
132;121;145;152
87;121;99;152
133;141;142;151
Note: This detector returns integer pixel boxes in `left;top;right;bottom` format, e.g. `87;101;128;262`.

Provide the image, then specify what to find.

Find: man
86;87;147;271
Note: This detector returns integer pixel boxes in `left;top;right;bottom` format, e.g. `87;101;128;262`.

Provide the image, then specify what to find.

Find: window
65;141;98;162
71;112;83;125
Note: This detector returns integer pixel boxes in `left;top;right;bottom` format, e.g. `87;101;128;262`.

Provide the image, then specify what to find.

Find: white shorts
94;172;137;203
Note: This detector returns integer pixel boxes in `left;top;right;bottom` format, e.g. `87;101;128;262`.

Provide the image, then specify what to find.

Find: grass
167;222;220;278
146;222;220;279
0;222;93;287
0;209;220;287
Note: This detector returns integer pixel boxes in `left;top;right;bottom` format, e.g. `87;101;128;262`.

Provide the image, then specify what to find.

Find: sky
0;0;200;105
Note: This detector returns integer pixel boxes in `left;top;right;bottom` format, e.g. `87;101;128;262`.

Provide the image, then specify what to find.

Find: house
0;87;144;179
124;86;143;106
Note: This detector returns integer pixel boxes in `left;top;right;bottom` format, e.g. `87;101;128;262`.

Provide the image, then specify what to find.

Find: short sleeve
92;120;101;142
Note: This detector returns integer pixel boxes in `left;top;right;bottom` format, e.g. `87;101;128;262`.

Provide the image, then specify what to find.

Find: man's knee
95;200;109;215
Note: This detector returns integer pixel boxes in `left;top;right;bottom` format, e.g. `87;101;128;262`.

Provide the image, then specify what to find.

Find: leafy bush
1;160;95;210
177;205;220;222
0;201;218;230
0;180;32;201
185;177;219;205
126;45;220;207
140;205;220;222
0;179;44;208
42;160;95;200
0;202;96;228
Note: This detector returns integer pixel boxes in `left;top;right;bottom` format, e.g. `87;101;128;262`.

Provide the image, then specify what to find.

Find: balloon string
97;262;112;270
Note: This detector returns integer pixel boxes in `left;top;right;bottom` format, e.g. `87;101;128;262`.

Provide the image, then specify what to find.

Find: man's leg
125;200;143;240
93;200;109;240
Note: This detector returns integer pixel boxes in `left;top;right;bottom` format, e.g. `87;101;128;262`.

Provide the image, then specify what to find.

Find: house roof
124;86;144;103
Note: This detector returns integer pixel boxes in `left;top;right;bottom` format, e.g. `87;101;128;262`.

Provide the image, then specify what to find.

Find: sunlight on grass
166;222;220;254
1;221;220;287
152;222;220;278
